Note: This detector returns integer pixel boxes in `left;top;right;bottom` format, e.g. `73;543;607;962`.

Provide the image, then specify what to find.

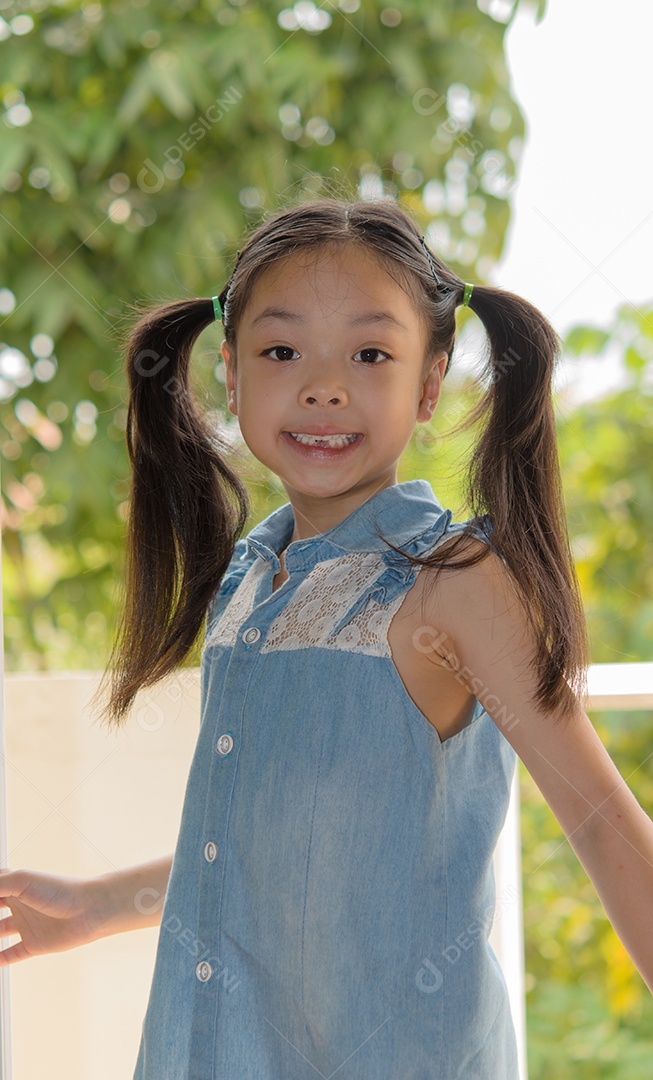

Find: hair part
97;196;589;729
218;201;462;377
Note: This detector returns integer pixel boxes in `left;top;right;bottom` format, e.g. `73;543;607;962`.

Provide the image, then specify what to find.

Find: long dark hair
97;196;588;728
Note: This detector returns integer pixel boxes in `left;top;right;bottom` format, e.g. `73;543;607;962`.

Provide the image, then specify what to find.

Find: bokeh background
1;0;652;1075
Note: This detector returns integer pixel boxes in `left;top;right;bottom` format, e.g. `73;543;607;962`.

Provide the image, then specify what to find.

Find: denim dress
133;479;519;1079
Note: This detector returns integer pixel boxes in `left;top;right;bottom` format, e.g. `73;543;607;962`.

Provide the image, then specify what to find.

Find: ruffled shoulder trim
376;507;494;569
205;538;255;640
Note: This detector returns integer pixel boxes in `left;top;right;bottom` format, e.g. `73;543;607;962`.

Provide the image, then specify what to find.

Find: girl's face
221;243;447;530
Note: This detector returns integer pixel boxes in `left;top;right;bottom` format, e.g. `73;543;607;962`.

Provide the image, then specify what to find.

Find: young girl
1;197;652;1079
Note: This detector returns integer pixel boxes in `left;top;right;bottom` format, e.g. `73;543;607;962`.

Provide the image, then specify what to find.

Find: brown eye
262;346;298;362
355;348;391;364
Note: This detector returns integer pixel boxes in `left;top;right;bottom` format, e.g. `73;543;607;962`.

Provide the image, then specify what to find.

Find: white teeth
289;433;358;448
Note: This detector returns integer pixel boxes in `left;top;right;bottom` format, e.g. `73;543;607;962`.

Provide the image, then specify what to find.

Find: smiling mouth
287;432;361;448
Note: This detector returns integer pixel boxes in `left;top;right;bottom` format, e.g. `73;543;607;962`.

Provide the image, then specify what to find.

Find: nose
303;389;344;405
300;380;348;407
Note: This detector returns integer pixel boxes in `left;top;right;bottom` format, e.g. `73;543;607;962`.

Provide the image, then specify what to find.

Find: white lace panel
205;551;411;657
261;552;400;657
205;560;266;648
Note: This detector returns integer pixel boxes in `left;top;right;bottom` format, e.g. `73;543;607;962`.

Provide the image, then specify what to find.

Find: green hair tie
462;282;474;307
211;296;223;321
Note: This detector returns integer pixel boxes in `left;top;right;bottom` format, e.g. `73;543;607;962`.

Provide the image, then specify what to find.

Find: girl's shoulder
425;523;516;614
408;509;503;569
415;513;521;670
438;511;500;558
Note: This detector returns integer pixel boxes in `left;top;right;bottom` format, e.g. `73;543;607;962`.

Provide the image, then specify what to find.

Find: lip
283;427;362;436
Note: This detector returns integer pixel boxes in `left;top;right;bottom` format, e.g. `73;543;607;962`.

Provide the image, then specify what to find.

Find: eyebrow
248;307;409;333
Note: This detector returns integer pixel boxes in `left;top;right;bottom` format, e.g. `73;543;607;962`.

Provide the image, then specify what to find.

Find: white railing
0;664;651;1080
494;661;653;1080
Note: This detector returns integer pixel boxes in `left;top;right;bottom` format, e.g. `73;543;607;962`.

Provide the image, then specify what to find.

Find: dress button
242;626;261;644
216;733;234;756
196;960;212;982
204;841;218;863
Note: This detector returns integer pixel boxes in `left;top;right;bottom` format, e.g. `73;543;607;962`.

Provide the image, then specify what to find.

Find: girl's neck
284;474;398;544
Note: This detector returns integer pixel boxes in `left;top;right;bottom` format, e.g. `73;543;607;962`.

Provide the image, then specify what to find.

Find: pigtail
416;283;590;720
94;298;249;729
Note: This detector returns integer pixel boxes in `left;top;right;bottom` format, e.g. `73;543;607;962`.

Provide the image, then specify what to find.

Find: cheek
379;382;419;417
234;385;284;437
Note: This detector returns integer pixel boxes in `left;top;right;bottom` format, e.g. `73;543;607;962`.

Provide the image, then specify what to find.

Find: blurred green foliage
2;0;653;1075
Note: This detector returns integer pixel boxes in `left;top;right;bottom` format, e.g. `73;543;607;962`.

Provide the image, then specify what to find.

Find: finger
0;916;17;937
0;940;29;967
0;877;24;898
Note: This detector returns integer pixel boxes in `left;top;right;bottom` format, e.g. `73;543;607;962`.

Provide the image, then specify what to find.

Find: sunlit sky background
495;0;653;403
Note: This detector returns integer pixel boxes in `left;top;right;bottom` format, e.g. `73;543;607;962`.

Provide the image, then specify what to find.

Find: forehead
242;243;421;328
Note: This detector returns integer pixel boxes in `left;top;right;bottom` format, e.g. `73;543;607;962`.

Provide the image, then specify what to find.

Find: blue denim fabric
133;480;518;1079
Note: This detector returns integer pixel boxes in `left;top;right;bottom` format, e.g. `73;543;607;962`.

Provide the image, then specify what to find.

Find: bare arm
88;854;173;937
424;544;653;994
0;854;173;965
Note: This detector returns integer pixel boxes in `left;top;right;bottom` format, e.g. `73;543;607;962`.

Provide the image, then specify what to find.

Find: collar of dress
243;479;450;567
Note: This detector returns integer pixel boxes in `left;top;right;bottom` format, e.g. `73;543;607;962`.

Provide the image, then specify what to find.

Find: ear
416;352;448;423
221;341;237;415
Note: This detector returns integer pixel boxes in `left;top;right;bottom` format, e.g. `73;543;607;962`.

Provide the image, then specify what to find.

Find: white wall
4;672;200;1080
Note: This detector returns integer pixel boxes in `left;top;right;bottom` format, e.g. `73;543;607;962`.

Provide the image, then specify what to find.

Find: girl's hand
0;867;102;965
